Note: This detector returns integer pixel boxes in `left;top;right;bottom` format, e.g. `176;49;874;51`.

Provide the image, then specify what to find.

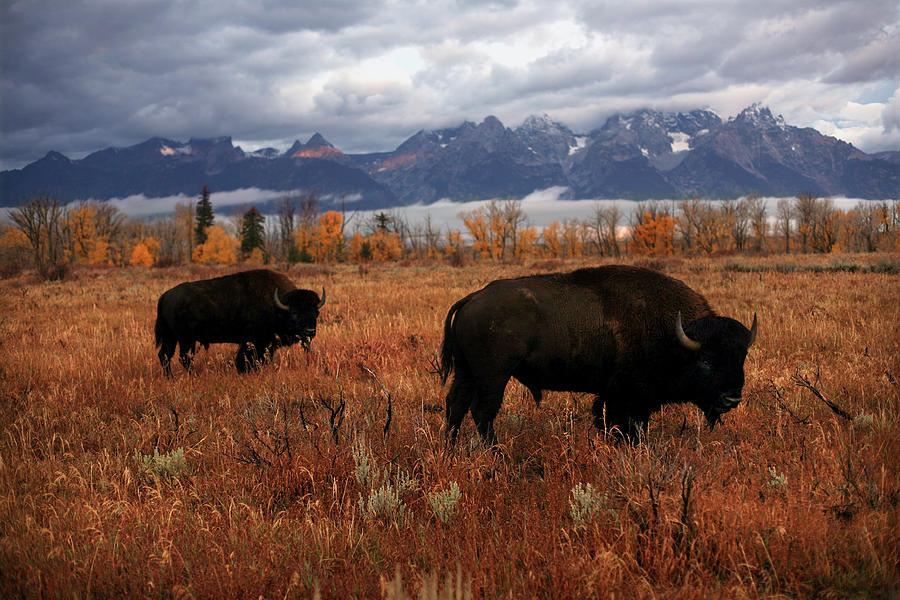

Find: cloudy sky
2;0;898;172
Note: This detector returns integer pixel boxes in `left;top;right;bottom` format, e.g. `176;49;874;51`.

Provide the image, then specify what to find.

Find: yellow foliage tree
629;212;675;256
516;226;540;259
192;225;238;264
370;230;403;261
313;211;344;262
445;230;463;260
349;230;402;262
488;208;506;259
560;219;584;257
243;247;266;265
130;241;155;267
0;226;31;268
66;204;112;265
542;221;563;258
294;226;314;262
462;212;491;259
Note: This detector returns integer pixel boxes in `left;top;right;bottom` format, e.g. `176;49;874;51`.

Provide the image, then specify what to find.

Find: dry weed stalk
792;365;853;421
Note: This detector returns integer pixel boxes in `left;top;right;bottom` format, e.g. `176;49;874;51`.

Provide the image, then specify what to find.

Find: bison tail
439;294;472;385
154;296;169;349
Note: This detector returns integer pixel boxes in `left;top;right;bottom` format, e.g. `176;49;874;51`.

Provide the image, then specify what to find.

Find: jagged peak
518;113;572;134
479;115;505;130
733;103;787;130
42;150;71;162
305;132;334;147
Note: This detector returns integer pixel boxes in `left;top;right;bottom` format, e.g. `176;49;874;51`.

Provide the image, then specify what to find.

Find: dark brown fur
155;269;323;374
440;265;756;444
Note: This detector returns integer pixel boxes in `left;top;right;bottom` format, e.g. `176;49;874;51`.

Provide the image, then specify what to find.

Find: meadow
1;255;898;599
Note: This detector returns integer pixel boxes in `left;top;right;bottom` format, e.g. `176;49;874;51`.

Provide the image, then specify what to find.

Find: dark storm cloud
1;0;898;171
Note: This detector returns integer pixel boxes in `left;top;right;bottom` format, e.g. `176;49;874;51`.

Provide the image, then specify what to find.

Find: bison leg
178;339;196;373
470;391;503;447
469;374;511;447
235;343;261;373
445;374;475;446
158;339;176;377
593;397;649;442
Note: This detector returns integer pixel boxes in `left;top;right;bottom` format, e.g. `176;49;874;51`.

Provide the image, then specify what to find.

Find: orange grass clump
0;256;898;599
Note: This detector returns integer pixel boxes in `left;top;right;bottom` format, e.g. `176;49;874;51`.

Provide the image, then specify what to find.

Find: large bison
439;265;757;444
155;269;325;375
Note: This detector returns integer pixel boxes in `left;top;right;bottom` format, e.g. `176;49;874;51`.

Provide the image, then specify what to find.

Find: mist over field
99;187;877;231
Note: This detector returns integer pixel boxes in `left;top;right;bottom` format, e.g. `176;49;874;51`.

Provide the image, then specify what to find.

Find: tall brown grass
1;255;897;598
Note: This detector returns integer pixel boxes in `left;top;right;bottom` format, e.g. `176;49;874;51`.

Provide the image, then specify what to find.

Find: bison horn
748;312;758;347
675;311;701;351
318;287;326;309
273;288;289;311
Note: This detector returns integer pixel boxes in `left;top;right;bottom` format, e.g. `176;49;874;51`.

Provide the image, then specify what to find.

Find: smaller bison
440;265;757;445
155;269;325;375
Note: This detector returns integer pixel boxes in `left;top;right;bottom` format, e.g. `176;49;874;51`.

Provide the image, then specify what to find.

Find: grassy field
1;255;898;599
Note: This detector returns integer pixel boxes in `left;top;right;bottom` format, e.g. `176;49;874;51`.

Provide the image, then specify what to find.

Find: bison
439;265;757;445
155;269;325;375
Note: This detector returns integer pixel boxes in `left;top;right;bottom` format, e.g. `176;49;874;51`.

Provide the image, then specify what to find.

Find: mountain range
2;104;898;210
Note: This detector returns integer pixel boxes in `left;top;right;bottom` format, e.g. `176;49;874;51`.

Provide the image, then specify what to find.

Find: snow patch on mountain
670;132;691;153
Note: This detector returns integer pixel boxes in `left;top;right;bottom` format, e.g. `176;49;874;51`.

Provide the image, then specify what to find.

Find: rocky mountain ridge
1;104;897;208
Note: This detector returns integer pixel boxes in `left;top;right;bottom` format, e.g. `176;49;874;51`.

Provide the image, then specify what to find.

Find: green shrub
428;482;462;524
134;447;188;481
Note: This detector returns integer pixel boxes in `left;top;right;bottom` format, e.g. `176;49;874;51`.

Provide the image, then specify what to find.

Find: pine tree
239;206;266;260
195;185;214;246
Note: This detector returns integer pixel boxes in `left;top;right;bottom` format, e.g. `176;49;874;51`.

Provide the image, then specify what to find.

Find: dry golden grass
1;255;898;599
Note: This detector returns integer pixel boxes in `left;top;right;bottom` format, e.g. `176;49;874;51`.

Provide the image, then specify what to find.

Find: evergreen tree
239;206;266;260
195;185;214;246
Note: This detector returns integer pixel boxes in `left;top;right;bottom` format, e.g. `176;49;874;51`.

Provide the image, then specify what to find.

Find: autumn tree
458;199;524;260
500;198;526;259
170;200;194;262
0;226;31;271
195;185;214;246
516;226;540;259
744;194;769;252
9;195;67;278
445;230;463;263
794;193;818;252
776;198;793;253
461;208;491;259
591;203;622;256
629;207;675;256
849;202;880;252
64;202;116;265
277;195;298;262
542;221;563;258
130;237;160;267
560;219;585;257
192;225;238;264
422;214;443;259
239;206;266;261
794;194;837;253
350;230;402;261
310;211;344;262
691;201;727;253
722;198;751;251
294;192;319;262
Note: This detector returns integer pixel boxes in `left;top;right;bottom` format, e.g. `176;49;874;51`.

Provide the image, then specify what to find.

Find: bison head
274;287;325;349
676;312;757;427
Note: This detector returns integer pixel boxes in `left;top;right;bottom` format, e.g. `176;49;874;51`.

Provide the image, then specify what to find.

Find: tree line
2;188;898;278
